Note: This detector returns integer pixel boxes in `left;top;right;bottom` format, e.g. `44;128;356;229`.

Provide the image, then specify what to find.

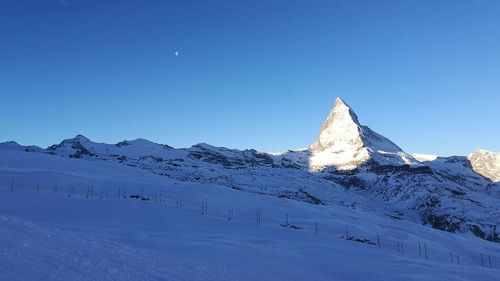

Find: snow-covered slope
413;151;500;184
413;153;438;162
1;154;499;281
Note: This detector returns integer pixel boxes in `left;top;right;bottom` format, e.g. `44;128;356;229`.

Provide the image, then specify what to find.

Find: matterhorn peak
310;97;362;152
309;98;420;170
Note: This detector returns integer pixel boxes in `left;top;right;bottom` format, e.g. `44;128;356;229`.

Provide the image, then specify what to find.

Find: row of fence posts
4;179;498;269
481;253;493;268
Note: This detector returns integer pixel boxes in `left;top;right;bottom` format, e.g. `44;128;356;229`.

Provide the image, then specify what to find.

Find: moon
174;51;179;56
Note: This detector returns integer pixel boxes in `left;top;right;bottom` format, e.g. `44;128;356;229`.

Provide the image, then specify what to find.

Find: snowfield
0;149;499;281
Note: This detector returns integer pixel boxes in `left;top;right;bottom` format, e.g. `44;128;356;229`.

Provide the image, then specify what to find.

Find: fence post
424;243;428;260
228;209;231;220
418;242;422;257
286;213;289;225
457;253;460;265
91;185;94;197
401;243;404;255
481;253;485;267
53;183;58;194
488;255;492;268
100;189;103;200
159;191;162;203
201;201;205;215
376;232;380;248
345;225;349;240
450;252;453;263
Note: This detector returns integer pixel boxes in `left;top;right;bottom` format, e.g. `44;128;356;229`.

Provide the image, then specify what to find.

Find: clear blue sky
1;0;499;155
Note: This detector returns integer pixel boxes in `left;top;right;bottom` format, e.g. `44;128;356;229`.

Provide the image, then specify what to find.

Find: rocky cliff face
468;150;500;182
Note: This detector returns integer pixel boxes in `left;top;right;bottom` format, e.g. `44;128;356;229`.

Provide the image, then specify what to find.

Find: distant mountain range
1;98;499;241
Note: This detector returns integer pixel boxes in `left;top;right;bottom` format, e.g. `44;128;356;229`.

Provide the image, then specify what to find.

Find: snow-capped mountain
1;98;499;242
309;98;420;170
468;150;500;182
413;151;500;183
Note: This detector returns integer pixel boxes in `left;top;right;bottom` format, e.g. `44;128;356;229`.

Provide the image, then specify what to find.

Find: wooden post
488;255;492;268
376;232;380;248
418;242;422;257
345;225;349;240
481;253;485;267
457;253;460;265
424;244;428;260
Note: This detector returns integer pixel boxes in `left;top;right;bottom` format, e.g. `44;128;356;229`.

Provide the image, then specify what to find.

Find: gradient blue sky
1;0;499;155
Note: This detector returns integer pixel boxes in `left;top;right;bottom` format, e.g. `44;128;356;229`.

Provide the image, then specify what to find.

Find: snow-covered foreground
0;149;499;280
0;191;498;281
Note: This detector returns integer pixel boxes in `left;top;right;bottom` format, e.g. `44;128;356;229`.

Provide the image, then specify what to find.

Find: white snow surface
412;153;439;162
0;149;499;281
